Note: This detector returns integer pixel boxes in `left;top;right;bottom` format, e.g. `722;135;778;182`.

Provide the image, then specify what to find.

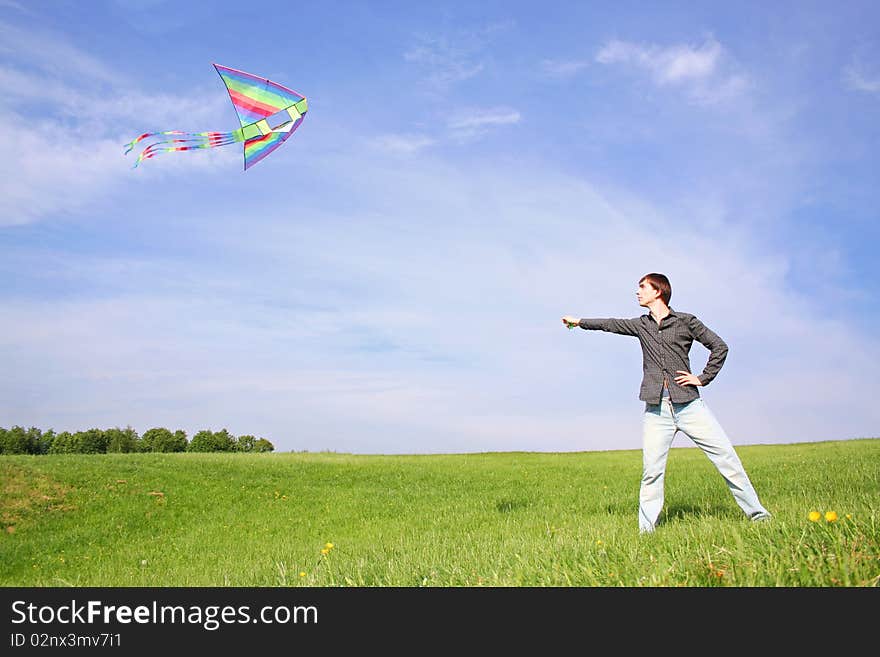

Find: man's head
637;273;671;308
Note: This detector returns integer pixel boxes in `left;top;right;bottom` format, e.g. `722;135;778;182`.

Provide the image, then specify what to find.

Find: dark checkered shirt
577;309;728;404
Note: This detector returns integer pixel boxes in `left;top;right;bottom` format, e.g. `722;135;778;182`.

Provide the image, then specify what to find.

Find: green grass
1;439;878;586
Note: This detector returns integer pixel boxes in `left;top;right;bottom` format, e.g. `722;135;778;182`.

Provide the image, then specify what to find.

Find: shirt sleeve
688;315;729;385
578;318;640;337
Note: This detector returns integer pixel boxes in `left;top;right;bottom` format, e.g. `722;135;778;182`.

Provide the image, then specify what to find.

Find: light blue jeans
639;397;770;533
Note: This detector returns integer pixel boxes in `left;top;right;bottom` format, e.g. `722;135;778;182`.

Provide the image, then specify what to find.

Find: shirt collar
646;307;678;323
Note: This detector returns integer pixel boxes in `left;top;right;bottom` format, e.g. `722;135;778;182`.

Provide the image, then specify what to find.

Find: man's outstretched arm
561;315;640;336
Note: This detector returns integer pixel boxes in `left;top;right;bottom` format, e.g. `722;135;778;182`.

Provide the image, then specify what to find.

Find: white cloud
404;23;512;89
0;115;123;226
596;37;720;84
542;58;591;78
447;107;521;139
369;133;436;155
367;111;521;153
844;64;880;94
595;36;749;105
0;1;30;13
0;21;122;85
404;40;484;86
843;43;880;94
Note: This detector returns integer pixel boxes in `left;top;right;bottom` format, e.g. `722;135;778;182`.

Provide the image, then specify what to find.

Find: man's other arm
689;315;729;385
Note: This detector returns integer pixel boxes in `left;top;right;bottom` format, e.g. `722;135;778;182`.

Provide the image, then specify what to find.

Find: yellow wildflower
320;548;329;555
808;511;821;522
299;572;306;578
325;542;334;549
824;511;838;522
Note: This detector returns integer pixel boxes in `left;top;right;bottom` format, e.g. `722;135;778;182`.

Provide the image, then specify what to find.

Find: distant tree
48;431;76;454
171;430;188;452
106;426;140;453
253;438;275;453
188;429;216;452
236;434;256;452
73;428;109;454
188;428;236;452
0;425;268;455
0;426;31;454
25;427;44;454
151;429;187;453
213;428;236;452
141;427;170;452
0;426;50;454
36;429;56;454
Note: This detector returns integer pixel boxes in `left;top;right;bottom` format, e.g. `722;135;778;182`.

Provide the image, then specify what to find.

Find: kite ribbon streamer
124;131;240;168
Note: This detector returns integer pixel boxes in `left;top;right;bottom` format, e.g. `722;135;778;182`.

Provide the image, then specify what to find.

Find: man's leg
640;401;677;532
674;398;770;520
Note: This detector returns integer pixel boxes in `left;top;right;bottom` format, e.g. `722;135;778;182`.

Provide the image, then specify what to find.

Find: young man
562;273;770;533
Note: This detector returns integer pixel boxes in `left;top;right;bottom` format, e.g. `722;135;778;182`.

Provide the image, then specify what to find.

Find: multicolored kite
125;63;308;170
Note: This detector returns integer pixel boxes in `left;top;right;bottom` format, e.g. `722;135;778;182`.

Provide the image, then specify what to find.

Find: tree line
0;426;275;455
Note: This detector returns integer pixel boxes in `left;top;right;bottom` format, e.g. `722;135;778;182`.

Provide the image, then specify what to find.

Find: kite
125;63;308;170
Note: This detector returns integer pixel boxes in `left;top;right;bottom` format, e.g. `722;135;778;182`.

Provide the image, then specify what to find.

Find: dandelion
325;542;334;549
808;511;821;522
320;548;329;556
824;511;838;523
299;572;306;578
596;540;603;546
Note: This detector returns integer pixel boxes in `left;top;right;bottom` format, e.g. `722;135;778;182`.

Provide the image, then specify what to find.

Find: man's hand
674;370;702;387
562;316;579;329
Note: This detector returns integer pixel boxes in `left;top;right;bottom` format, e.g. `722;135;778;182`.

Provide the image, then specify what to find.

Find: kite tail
124;131;240;168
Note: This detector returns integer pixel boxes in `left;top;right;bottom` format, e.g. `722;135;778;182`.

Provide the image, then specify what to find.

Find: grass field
1;439;878;587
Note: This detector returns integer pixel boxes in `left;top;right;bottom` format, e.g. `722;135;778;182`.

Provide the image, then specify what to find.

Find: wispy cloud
597;37;720;84
542;58;591;78
842;42;880;94
447;107;521;139
404;39;484;86
369;133;436;155
844;61;880;94
0;21;122;85
595;36;749;105
404;22;512;89
0;0;30;13
368;109;520;152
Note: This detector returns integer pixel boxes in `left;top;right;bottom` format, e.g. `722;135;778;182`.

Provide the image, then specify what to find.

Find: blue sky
1;0;878;453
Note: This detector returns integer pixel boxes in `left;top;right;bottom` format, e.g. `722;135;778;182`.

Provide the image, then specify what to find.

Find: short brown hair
639;273;672;305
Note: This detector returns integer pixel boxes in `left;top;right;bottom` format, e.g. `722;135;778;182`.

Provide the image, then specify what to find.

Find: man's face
637;279;660;307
